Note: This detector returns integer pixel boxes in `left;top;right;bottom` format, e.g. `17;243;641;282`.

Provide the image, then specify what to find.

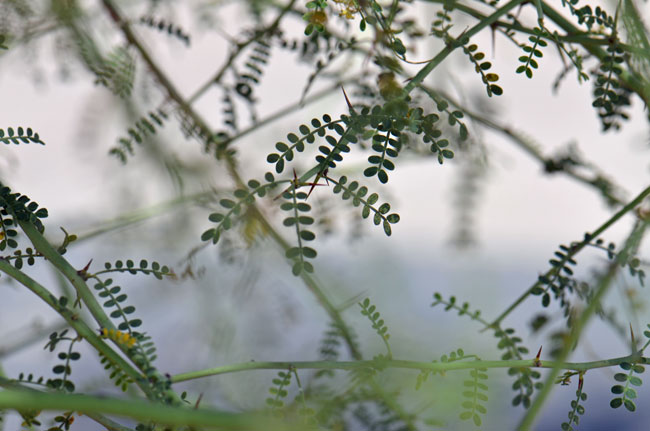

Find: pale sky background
1;1;650;429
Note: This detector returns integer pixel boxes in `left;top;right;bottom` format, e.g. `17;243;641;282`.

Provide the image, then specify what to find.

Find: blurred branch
420;86;627;207
99;0;362;361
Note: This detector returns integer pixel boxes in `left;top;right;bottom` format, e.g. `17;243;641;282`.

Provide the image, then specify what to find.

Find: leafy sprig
460;367;489;427
91;259;173;280
610;361;644;411
592;41;630;131
462;43;503;97
266;114;342;174
363;127;400;184
281;188;318;276
562;374;587;431
109;109;169;163
2;247;42;269
359;298;392;358
328;175;400;236
235;40;271;109
0;127;45;145
91;275;162;391
0;182;49;235
44;330;81;393
561;0;615;31
266;370;292;409
516;27;548;79
92;277;143;333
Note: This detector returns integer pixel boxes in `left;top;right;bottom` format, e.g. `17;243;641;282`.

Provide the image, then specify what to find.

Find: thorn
630;323;636;349
341;86;356;115
194;393;203;409
77;259;93;280
578;372;584;391
534;345;542;367
306;169;330;199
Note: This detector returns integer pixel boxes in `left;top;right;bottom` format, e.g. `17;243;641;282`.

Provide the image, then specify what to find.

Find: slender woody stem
490;184;650;328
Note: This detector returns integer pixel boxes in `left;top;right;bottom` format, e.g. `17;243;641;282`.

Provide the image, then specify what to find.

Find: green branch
0;388;300;430
171;353;648;383
489;184;650;327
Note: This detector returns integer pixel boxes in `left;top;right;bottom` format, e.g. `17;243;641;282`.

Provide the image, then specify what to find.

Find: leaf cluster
462;43;502;97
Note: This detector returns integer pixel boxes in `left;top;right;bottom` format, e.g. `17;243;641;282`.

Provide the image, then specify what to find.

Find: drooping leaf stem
518;218;650;430
489;184;650;328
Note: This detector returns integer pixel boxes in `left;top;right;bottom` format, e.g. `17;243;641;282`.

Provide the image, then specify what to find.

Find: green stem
170;352;647;383
0;378;135;431
489;184;650;327
17;221;112;330
0;388;296;431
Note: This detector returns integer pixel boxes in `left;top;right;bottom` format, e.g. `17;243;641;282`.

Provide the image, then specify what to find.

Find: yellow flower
333;0;359;19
